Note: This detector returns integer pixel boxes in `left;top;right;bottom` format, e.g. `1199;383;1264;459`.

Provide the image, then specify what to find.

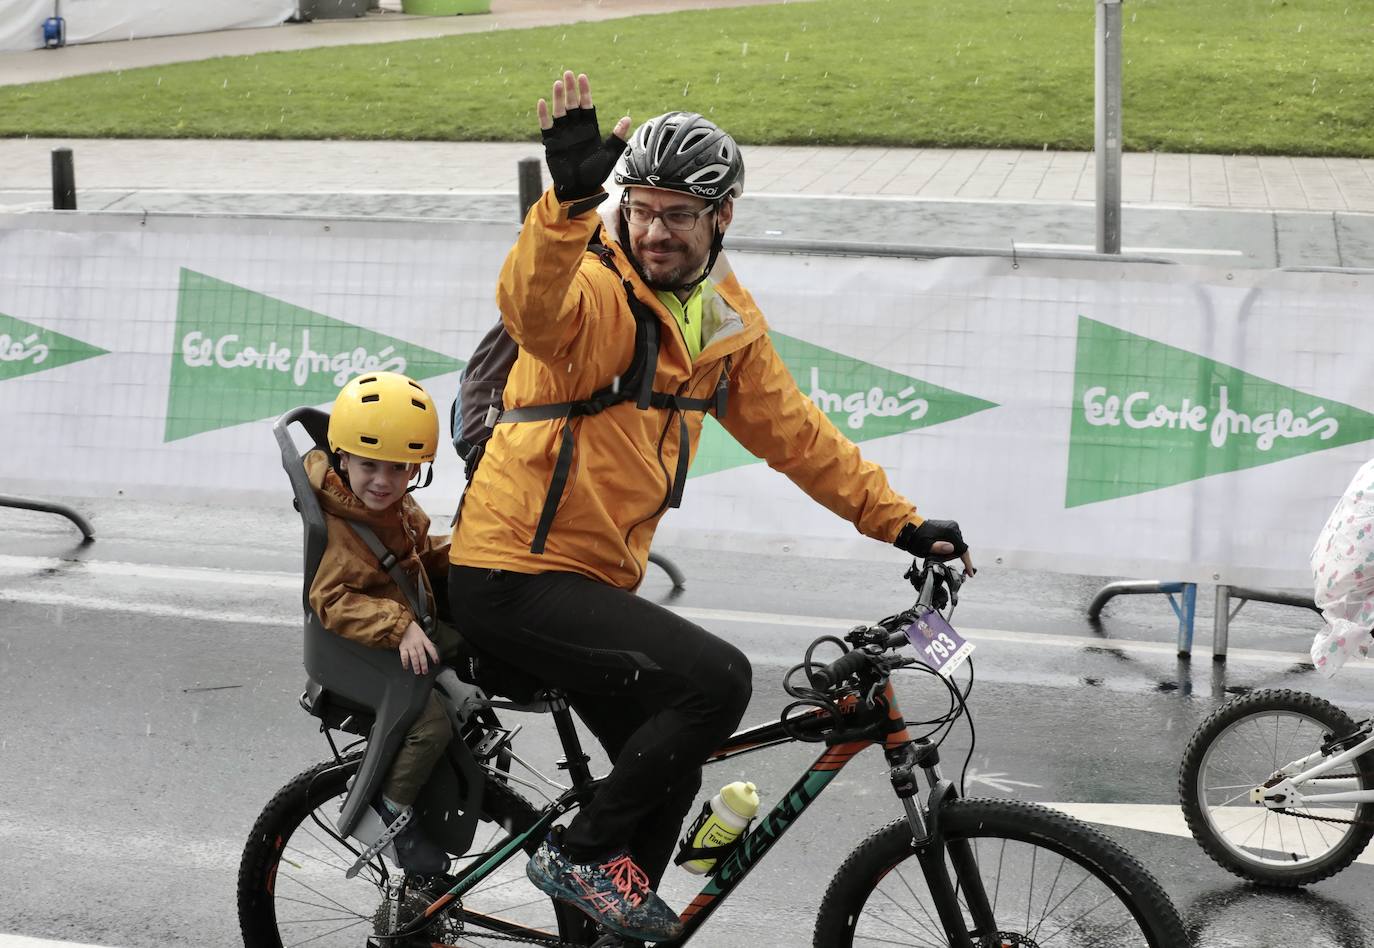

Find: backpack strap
345;520;433;635
488;235;732;551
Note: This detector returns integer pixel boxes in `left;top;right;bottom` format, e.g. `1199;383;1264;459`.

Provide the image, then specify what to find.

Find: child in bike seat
305;371;460;875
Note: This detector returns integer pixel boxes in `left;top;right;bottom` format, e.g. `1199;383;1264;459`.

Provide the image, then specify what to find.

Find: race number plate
903;607;975;677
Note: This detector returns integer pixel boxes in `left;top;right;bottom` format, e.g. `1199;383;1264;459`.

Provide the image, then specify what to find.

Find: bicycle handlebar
806;559;965;692
809;649;874;691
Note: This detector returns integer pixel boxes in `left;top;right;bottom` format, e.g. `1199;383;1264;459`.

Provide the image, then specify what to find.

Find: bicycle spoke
879;864;947;945
274;874;372;922
281;916;373;948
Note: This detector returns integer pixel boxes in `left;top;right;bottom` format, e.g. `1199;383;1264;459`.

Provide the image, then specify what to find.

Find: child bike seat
273;406;486;851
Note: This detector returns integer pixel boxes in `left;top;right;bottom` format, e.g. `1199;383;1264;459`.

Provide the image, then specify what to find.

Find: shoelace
600;854;651;907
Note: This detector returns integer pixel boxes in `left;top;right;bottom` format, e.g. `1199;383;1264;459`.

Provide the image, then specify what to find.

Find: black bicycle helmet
614;111;744;200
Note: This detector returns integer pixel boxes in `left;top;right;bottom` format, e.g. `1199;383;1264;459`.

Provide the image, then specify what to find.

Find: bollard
52;147;76;210
1094;0;1122;254
517;157;542;222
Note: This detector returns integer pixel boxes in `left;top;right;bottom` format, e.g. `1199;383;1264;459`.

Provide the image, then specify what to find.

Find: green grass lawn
1;0;1371;155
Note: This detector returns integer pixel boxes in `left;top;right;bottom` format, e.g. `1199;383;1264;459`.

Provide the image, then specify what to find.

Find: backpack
449;228;729;554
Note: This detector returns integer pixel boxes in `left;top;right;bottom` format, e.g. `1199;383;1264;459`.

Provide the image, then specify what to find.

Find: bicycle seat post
547;692;594;788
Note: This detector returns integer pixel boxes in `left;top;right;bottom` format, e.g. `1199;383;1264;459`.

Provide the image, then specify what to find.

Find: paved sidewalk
2;137;1373;213
1;0;1371;214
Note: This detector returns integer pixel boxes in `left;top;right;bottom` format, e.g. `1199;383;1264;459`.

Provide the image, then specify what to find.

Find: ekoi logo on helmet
689;185;720;196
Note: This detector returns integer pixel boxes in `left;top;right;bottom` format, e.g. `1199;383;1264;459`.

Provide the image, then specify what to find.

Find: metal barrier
0;494;94;541
1213;584;1319;661
1088;581;1197;655
1089;579;1320;661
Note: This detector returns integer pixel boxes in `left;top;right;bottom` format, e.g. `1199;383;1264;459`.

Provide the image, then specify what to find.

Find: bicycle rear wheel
1178;688;1374;886
813;798;1186;947
237;753;593;947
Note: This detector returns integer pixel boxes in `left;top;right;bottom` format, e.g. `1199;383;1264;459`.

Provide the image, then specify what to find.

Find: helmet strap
406;463;434;494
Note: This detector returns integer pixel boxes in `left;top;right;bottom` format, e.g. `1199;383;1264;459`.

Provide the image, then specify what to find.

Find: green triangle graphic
1067;316;1374;506
691;331;997;477
166;269;463;441
0;311;106;381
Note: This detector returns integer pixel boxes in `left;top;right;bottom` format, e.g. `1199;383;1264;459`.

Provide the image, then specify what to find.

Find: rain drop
741;41;749;56
222;79;229;89
784;51;790;62
683;81;691;96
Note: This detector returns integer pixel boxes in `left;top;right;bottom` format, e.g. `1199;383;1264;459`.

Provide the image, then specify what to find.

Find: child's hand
399;621;439;675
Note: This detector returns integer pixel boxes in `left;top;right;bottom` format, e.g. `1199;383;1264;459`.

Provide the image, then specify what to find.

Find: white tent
2;0;296;53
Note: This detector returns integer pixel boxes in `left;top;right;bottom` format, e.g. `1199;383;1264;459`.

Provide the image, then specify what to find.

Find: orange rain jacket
306;450;450;649
451;189;920;590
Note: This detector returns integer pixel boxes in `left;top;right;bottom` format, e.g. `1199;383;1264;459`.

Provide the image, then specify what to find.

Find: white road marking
0;552;1355;671
0;937;120;948
0;553;296;590
0;589;296;628
965;768;1042;792
1044;802;1374;866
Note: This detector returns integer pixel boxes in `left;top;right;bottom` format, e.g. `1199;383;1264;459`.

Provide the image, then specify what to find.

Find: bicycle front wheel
1179;688;1374;886
237;753;592;947
813;798;1186;947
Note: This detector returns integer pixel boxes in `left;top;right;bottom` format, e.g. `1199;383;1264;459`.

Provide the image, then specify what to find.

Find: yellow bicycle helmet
328;372;439;464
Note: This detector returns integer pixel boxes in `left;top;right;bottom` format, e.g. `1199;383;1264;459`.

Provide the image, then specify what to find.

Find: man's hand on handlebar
895;519;977;577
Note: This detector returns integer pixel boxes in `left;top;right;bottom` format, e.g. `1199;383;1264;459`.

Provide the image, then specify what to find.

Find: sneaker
526;829;683;942
374;798;451;876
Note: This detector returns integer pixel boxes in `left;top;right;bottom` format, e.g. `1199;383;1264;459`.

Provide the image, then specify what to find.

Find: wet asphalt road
2;497;1372;947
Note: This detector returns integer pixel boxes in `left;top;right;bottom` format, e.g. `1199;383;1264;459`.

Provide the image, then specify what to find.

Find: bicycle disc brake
981;935;1037;948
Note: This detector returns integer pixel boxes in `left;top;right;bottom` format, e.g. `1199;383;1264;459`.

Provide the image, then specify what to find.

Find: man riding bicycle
447;69;973;943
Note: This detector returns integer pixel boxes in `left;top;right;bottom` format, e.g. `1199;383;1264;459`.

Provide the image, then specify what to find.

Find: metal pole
51;146;76;210
1213;584;1231;662
517;157;543;222
1094;0;1122;254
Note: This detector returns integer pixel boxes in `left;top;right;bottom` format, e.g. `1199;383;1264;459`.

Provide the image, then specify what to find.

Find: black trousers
448;565;752;884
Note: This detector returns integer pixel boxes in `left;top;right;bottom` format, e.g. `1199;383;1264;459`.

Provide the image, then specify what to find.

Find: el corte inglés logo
0;311;106;382
692;331;995;477
1067;316;1374;506
166;269;462;441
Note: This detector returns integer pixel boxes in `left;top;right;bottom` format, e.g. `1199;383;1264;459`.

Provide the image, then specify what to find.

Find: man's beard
635;242;707;292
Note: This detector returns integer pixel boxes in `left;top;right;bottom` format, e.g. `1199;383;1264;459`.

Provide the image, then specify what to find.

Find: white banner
3;211;1370;587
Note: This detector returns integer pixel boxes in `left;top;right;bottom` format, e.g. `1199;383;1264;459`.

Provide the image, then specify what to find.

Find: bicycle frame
397;677;996;948
1254;720;1374;809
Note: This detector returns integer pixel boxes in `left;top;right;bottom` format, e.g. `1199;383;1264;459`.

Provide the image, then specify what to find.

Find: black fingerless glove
541;105;628;204
894;519;968;558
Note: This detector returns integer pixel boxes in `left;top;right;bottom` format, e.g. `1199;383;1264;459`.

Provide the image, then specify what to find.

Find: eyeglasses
621;203;716;232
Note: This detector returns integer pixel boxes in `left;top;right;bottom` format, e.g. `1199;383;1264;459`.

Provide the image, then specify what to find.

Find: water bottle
682;781;759;875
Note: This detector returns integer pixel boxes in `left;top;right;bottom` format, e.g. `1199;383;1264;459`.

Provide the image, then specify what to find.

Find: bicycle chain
430;903;583;948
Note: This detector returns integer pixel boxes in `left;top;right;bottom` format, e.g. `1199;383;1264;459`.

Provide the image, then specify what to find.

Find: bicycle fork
887;739;998;948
